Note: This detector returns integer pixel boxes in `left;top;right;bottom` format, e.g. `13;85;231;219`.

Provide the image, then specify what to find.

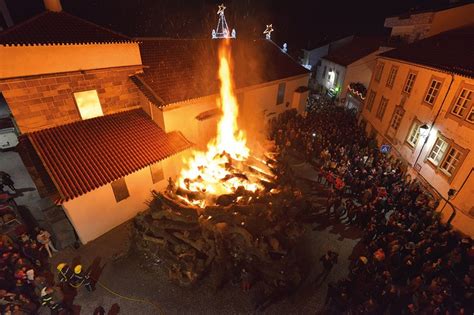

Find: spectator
35;228;57;258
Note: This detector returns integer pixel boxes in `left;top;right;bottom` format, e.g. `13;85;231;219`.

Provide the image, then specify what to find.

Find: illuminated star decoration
212;3;236;39
263;24;274;40
217;4;226;15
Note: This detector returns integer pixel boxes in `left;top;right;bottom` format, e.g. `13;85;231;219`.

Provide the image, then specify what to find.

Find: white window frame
386;66;398;88
451;88;473;118
389;107;404;130
406;121;421;147
276;82;286;105
403;72;417;94
374;62;384;82
424;79;442;105
427;137;448;166
365;90;376;112
466;106;474;123
440;147;462;176
376;97;388;120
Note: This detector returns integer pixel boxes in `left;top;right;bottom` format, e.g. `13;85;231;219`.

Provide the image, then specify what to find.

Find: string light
263;24;274;40
212;3;236;39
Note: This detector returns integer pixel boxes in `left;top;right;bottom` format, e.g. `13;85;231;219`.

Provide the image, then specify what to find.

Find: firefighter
70;264;95;292
40;286;63;312
57;263;73;284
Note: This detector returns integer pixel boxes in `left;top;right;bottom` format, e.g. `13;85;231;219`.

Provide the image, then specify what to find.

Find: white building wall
62;152;188;244
161;74;309;149
361;57;474;236
384;3;474;43
316;59;346;93
341;47;392;99
0;43;142;79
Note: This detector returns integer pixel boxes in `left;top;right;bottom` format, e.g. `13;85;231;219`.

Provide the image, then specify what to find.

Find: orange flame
177;39;263;204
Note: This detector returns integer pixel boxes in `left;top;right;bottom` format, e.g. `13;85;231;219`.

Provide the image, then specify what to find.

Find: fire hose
67;274;165;314
94;279;165;315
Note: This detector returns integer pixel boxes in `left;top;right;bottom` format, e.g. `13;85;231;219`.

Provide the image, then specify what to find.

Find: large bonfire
178;40;263;207
134;39;305;291
177;39;269;207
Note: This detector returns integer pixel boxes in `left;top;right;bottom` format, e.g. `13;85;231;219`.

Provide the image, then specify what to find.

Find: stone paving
44;157;363;314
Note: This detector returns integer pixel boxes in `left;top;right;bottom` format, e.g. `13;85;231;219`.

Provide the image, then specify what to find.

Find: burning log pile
134;154;305;289
134;39;308;292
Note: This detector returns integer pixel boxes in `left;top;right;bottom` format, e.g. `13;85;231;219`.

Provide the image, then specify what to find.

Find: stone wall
0;65;142;133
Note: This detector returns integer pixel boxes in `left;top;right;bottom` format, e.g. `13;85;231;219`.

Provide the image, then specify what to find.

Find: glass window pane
74;90;104;120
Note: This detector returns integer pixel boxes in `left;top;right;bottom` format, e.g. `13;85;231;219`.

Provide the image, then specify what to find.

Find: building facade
300;35;353;71
360;26;474;236
315;36;390;112
384;2;474;44
0;9;192;245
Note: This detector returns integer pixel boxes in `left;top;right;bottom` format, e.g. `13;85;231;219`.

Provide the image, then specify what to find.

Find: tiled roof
27;109;192;202
380;25;474;78
0;11;133;46
136;39;309;106
322;36;386;66
129;75;164;106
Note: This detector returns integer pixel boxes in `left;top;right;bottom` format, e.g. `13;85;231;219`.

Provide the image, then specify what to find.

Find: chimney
43;0;62;12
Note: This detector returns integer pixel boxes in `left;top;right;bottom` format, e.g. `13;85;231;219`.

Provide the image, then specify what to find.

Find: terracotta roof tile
27;109;192;202
0;11;133;46
380;25;474;78
137;39;309;106
129;75;163;106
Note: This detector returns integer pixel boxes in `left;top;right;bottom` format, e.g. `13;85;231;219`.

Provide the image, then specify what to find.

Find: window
73;90;103;120
276;82;286;105
427;136;466;178
428;138;448;166
389;107;404;130
440;147;462;176
424;79;442;105
406;121;421;147
374;62;384;82
467;107;474;123
365;90;376;111
150;162;164;184
451;88;473;118
322;66;327;79
111;178;129;202
376;97;388;120
335;71;339;85
403;72;417;94
386;66;398;88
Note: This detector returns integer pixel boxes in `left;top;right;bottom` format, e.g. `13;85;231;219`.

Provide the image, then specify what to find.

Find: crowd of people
270;97;473;314
0;226;64;314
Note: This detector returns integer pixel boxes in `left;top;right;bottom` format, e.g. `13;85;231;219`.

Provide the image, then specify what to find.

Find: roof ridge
0;11;49;37
28;108;143;134
59;11;133;42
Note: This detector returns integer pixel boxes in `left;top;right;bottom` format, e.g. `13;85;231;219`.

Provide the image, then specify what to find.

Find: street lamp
419;124;430;138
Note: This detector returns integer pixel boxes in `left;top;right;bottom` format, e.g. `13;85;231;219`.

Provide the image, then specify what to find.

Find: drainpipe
450;167;473;201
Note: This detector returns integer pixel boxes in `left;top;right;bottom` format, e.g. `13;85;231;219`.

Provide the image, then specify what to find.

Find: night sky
4;0;466;52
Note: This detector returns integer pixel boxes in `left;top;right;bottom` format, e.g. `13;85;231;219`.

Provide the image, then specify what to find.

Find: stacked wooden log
134;182;306;289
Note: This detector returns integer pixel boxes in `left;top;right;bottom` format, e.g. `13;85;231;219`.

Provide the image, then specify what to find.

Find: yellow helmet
74;265;82;274
57;263;67;271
